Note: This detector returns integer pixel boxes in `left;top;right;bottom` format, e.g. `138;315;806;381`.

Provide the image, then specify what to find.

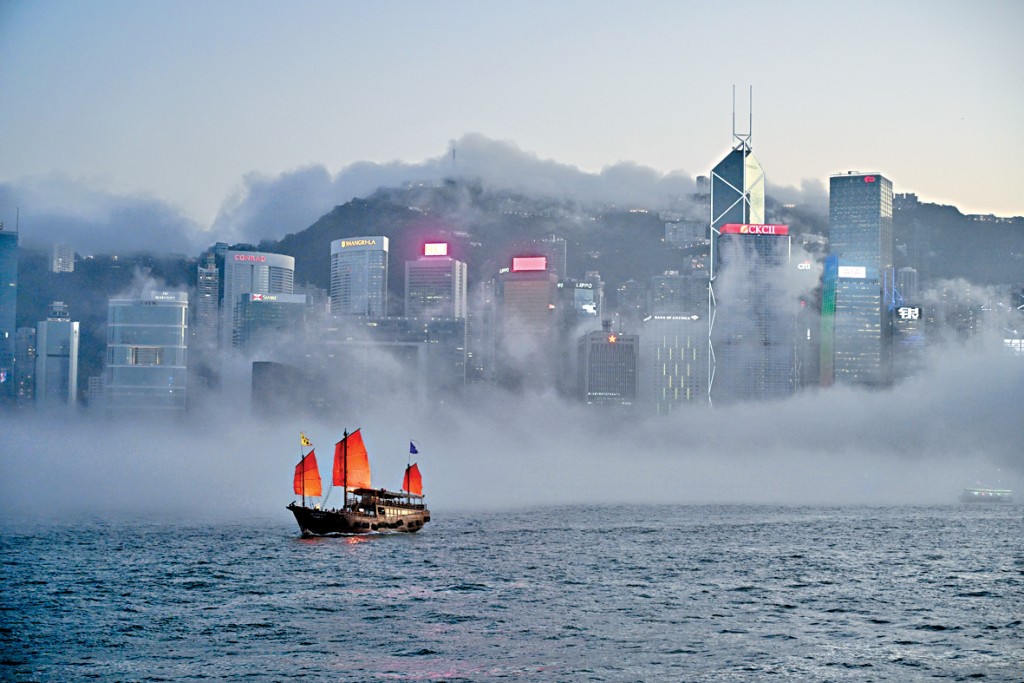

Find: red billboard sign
512;256;547;272
424;242;448;256
719;224;789;236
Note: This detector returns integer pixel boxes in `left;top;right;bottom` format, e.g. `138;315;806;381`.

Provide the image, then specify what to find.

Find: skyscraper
497;256;560;388
222;250;295;348
236;292;308;350
50;243;74;273
710;224;795;404
330;236;389;317
193;253;219;350
579;322;638;406
640;264;709;414
827;172;894;386
640;313;706;415
0;224;17;405
35;302;79;407
707;93;770;405
105;291;188;415
405;242;467;319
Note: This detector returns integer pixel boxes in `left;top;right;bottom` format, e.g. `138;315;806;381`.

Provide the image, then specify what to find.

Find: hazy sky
1;0;1023;228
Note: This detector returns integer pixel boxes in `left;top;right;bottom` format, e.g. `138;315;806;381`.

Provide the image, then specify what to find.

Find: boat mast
343;429;348;509
300;437;306;508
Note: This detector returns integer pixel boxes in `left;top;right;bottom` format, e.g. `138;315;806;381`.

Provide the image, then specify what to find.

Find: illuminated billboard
837;265;867;279
512;256;547;272
424;242;448;256
719;223;789;236
897;306;921;320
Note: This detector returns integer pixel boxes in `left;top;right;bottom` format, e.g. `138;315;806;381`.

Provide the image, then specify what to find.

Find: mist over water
2;331;1019;520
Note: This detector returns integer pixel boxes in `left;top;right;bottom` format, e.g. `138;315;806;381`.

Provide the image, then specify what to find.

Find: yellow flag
300;432;312;447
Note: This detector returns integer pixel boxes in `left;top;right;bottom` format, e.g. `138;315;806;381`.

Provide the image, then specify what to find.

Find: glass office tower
828;172;894;386
222;250;295;348
35;302;79;407
405;243;467;319
330;236;389;317
711;225;794;404
707;112;768;405
105;291;188;415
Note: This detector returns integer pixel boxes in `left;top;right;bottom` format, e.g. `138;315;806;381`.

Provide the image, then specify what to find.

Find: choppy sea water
2;505;1022;682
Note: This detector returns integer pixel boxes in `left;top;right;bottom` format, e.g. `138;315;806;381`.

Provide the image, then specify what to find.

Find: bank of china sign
719;224;789;236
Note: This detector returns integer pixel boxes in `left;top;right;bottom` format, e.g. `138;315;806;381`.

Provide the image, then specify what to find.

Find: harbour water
2;505;1021;681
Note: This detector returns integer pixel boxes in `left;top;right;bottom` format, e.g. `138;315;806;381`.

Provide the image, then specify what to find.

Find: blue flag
410;442;418;455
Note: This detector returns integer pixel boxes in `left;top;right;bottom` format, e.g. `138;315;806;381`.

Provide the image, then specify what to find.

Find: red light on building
864;176;876;183
424;242;448;256
512;256;547;272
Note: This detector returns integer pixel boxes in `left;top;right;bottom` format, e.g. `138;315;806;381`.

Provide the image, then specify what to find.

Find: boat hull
959;488;1012;503
287;503;430;536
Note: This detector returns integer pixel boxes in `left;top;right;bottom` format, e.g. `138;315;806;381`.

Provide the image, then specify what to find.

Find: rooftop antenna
732;85;753;152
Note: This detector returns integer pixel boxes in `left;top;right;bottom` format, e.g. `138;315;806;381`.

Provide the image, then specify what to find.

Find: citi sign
234;254;267;262
719;224;789;236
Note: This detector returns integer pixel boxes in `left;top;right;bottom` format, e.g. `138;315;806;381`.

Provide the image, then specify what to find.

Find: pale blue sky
1;0;1022;224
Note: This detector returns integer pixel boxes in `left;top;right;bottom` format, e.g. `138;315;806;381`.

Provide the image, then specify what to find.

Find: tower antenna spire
731;85;753;152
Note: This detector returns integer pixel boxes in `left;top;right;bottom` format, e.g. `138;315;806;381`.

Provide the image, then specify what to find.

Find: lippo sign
719;224;789;236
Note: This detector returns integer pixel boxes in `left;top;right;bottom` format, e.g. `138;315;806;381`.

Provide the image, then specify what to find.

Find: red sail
293;450;322;497
333;429;372;490
403;463;423;496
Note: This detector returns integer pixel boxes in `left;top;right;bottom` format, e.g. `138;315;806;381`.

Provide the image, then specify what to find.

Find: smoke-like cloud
0;173;203;255
2;318;1020;522
4;134;838;256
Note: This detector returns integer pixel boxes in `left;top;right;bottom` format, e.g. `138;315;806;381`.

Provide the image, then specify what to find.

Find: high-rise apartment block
405;242;467;319
330;236;388;317
827;172;894;386
50;243;75;273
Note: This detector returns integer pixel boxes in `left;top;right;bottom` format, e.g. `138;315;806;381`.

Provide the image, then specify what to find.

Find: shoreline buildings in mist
1;123;1022;416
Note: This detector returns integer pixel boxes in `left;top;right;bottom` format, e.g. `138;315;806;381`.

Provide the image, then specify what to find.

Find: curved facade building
222;250;295;348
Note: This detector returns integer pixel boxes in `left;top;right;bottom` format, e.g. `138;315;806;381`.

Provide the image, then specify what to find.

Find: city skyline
1;1;1022;257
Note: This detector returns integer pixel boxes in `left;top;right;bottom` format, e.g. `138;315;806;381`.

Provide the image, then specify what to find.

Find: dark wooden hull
287;502;430;536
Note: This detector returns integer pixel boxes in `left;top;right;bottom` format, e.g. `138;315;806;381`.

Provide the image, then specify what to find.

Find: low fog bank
1;335;1019;522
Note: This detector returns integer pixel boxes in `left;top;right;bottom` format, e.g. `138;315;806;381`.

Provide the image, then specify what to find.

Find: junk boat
959;487;1013;503
287;429;430;535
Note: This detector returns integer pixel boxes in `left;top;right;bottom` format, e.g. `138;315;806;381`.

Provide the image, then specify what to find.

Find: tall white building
105;291;188;415
405;242;467;319
222;250;295;348
50;243;74;273
331;236;389;317
35;302;79;407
